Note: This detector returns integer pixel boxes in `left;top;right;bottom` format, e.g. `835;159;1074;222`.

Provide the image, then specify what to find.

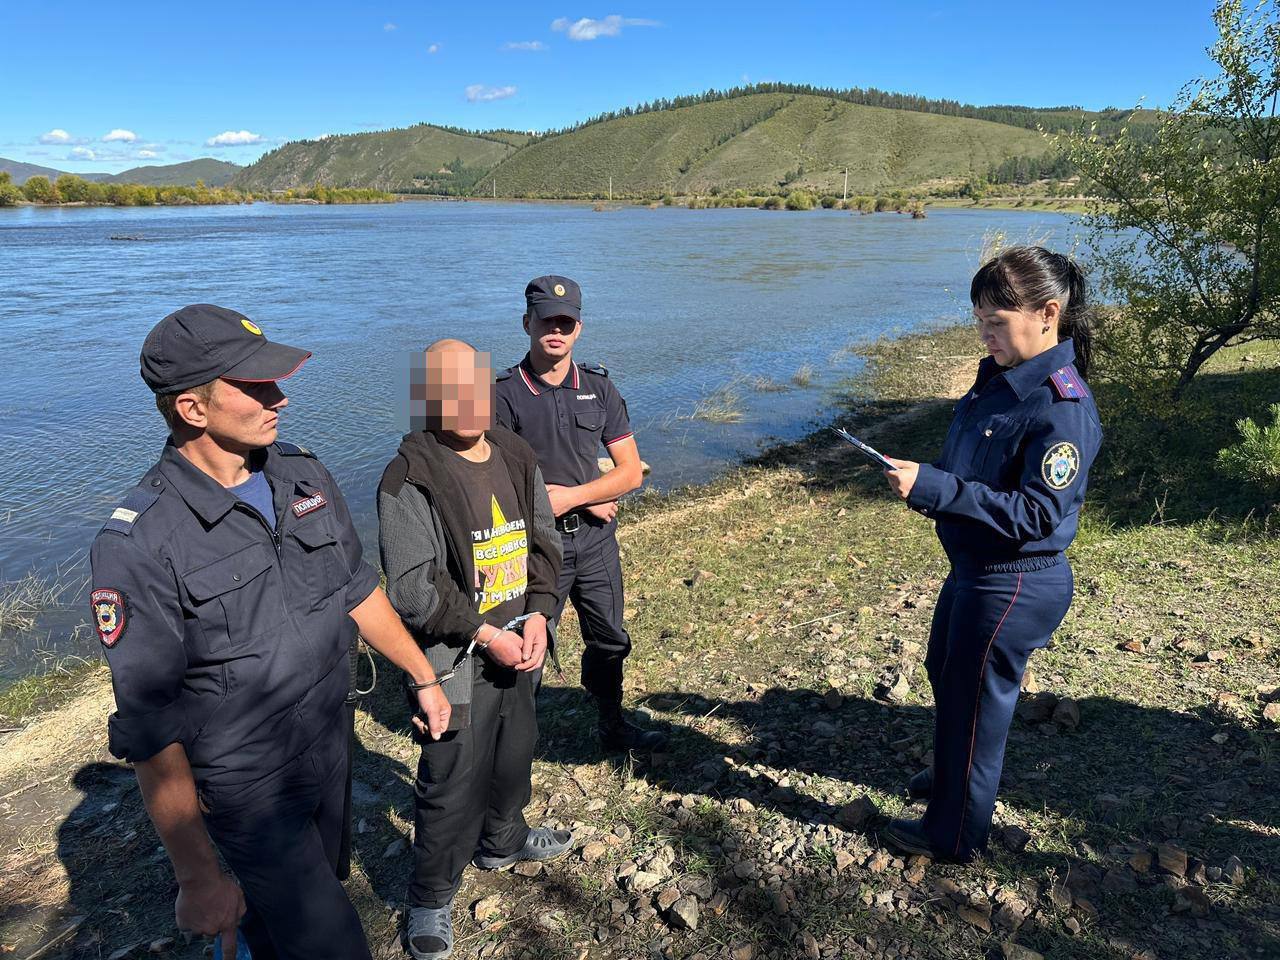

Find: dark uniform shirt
89;440;379;786
493;355;633;487
906;339;1102;569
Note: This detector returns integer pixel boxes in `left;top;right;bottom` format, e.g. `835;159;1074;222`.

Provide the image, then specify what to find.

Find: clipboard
831;426;896;470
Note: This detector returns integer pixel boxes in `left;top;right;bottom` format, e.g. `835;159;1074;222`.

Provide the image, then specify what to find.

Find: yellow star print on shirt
471;495;529;614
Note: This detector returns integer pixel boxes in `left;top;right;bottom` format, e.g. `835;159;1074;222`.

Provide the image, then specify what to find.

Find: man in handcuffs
377;339;572;960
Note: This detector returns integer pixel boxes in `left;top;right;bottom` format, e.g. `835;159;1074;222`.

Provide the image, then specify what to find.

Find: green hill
0;157;239;187
0;157;100;184
482;94;1053;198
98;158;240;187
230;125;530;193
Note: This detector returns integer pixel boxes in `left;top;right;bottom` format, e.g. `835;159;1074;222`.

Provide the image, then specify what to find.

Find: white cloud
383;22;397;31
68;146;96;160
102;128;137;143
137;149;159;159
427;42;440;54
206;130;265;147
40;129;72;144
551;15;659;41
504;40;546;51
465;84;518;103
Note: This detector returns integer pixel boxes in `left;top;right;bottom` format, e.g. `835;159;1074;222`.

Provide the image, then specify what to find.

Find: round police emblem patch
1041;442;1080;490
553;283;566;297
91;588;127;647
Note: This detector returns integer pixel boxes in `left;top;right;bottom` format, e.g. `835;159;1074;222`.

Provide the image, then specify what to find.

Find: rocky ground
2;326;1277;960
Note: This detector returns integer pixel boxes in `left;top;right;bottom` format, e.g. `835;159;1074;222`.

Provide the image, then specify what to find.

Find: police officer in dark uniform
494;276;666;752
876;247;1102;862
90;304;452;959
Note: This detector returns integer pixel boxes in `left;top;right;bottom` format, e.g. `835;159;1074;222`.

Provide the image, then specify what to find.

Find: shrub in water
1216;403;1280;492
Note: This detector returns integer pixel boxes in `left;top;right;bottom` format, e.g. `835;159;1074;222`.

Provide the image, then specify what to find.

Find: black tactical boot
597;702;668;752
906;766;933;800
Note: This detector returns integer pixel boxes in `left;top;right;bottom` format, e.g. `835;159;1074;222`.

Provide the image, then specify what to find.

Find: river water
0;201;1082;675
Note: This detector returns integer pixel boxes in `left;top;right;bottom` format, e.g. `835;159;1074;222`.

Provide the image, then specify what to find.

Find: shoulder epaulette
274;440;316;457
578;361;609;378
101;484;162;536
496;366;515;382
1048;368;1086;401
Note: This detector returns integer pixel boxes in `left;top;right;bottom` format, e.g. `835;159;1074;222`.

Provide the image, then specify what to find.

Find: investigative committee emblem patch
553;283;566;297
91;588;127;647
1041;442;1080;490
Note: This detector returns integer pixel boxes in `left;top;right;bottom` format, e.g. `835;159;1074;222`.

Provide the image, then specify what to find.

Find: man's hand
517;613;548;672
481;629;526;669
545;484;579;518
175;872;245;957
883;457;920;500
583;500;618;523
412;685;452;740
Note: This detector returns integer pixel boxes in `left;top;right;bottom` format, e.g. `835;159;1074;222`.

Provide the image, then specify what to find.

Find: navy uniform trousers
200;710;372;960
551;517;632;709
922;559;1073;859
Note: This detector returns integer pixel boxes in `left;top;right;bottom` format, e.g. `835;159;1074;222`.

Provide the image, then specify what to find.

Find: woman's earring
1042;326;1050;334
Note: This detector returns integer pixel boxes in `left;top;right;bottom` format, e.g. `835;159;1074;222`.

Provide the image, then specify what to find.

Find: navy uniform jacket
493;355;633;487
89;441;379;786
906;339;1102;570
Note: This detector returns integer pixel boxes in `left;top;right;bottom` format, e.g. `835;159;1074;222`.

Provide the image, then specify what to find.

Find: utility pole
843;168;848;202
493;178;497;199
608;176;613;202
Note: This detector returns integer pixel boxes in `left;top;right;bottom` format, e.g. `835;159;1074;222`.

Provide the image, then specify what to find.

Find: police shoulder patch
102;484;161;536
578;361;609;378
1041;441;1081;490
273;440;315;457
1049;367;1086;400
91;588;128;647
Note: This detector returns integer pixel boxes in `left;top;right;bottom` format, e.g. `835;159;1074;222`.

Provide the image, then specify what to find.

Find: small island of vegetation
0;173;396;208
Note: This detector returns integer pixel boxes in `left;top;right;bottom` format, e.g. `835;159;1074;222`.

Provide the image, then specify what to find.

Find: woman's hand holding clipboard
832;427;921;499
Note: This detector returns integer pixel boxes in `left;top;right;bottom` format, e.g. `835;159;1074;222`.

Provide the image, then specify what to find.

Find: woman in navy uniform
879;246;1102;862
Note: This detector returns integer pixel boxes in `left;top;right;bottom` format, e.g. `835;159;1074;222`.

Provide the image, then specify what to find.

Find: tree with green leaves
22;175;58;203
0;171;22;206
1061;0;1280;398
56;174;92;203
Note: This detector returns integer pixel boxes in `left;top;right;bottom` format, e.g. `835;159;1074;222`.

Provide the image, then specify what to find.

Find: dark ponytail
970;246;1094;380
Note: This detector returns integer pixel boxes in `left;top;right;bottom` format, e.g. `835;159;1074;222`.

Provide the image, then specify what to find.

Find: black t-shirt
438;444;529;629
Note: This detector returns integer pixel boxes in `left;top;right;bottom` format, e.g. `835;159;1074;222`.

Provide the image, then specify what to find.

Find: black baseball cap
140;304;311;394
525;275;581;325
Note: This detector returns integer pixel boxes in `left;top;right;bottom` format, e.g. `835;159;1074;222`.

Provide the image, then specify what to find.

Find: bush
819;195;839;208
762;195;785;210
0;181;22;206
1217;403;1280;492
55;174;92;202
22;175;58;203
784;190;815;211
661;194;674;206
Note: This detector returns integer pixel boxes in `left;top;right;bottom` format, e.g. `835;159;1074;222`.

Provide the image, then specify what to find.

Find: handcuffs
406;614;536;692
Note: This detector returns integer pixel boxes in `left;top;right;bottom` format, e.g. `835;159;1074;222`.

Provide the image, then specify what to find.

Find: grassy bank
2;326;1277;960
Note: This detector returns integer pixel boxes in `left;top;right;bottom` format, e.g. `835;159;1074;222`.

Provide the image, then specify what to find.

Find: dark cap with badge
140;303;312;394
524;275;581;325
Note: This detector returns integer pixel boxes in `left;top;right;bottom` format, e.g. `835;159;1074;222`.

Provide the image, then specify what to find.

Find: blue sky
2;1;1221;173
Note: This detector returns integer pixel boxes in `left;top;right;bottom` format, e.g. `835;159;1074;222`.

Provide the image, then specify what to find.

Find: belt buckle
560;513;581;534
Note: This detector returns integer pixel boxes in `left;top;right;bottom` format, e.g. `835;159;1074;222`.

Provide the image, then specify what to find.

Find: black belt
556;512;583;534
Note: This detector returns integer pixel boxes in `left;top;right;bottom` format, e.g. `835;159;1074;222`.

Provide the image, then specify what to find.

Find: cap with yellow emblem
139;303;312;394
524;275;581;326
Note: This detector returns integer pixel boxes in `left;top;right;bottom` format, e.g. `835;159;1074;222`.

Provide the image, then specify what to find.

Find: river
0;200;1083;675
